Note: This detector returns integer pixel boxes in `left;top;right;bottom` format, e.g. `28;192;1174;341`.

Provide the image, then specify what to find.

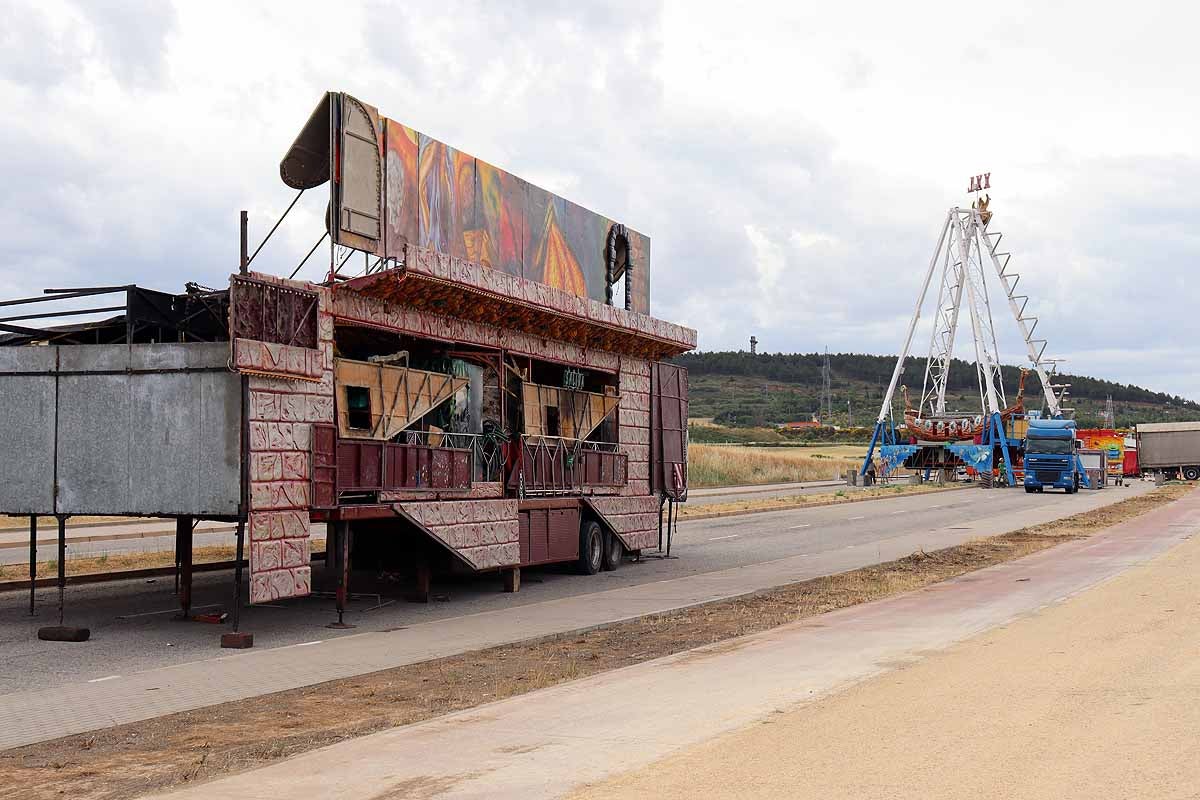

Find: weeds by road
688;444;860;487
0;483;1189;800
679;482;965;520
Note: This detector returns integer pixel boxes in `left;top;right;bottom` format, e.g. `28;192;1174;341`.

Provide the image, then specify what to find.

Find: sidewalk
151;487;1200;800
0;484;1152;750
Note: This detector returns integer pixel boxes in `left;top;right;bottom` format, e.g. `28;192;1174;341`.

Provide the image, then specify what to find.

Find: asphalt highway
0;481;859;566
0;482;1147;694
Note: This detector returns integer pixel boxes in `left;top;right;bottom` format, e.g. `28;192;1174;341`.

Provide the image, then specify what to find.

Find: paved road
0;483;1146;697
149;485;1198;800
0;481;858;565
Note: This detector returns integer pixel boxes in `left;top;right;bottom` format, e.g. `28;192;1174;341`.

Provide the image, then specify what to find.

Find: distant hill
672;351;1200;430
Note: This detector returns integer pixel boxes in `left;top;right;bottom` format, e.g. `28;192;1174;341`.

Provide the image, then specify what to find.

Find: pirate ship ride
900;369;1027;443
862;183;1072;485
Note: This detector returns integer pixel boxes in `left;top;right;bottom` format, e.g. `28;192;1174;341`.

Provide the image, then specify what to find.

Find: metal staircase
977;223;1068;418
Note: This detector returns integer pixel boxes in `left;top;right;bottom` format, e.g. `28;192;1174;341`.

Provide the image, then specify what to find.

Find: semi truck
1023;418;1083;493
1134;422;1200;481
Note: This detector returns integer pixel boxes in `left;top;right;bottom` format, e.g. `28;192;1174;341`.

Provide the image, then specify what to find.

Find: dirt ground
0;484;1188;800
571;484;1200;800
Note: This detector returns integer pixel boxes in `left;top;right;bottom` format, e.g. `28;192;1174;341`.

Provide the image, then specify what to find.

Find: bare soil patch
0;484;1189;800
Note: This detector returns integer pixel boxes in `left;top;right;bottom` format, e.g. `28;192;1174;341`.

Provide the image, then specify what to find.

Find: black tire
1184;466;1200;482
578;520;604;575
1025;486;1035;493
602;531;623;571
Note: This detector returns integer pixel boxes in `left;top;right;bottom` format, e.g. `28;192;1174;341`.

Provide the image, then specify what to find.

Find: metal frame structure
863;205;1067;479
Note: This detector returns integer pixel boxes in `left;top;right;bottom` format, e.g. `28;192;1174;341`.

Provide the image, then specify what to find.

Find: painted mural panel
527;184;588;297
418;133;476;259
560;197;609;303
383;119;419;259
471;160;528;275
626;228;651;315
372;108;649;312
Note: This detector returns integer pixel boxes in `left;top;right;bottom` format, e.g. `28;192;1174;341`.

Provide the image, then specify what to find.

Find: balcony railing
509;436;627;496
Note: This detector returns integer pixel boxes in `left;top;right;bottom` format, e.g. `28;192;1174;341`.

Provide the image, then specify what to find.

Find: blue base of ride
863;411;1018;486
861;419;899;476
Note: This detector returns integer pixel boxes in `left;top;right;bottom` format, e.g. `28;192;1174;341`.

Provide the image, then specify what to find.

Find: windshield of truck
1027;438;1073;455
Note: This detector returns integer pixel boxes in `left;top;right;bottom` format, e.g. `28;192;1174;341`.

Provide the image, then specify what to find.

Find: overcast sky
2;1;1197;399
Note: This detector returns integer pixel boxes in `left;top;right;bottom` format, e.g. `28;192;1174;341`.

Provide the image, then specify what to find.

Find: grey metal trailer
1134;421;1200;481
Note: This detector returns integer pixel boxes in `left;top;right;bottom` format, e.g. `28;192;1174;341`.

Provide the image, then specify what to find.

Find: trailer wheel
1184;466;1200;481
602;532;623;571
578;520;604;575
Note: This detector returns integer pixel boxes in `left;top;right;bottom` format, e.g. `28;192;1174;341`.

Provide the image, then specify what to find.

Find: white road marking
295;640;323;647
88;675;121;683
848;515;866;521
929;505;942;509
890;510;907;515
709;534;740;541
787;524;811;529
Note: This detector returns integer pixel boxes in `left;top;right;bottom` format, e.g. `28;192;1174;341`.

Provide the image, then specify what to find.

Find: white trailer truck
1134;422;1200;481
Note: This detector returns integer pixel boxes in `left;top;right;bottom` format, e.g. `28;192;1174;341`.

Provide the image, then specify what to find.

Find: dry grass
0;515;123;531
679;482;965;520
0;541;326;584
0;484;1189;800
690;444;860;487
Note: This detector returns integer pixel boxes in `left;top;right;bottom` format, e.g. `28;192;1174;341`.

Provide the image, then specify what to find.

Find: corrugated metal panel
311;423;337;508
547;508;579;561
518;511;531;564
335;439;472;493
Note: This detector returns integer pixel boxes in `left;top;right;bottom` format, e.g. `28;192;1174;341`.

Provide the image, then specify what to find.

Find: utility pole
821;348;833;423
847;399;852;427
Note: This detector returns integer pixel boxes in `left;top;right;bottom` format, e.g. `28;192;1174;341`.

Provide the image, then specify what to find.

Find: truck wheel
602;532;623;571
578;520;604;575
1184;467;1200;481
1025;486;1034;494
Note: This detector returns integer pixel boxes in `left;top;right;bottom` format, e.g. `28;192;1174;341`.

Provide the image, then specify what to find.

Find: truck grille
1035;470;1062;483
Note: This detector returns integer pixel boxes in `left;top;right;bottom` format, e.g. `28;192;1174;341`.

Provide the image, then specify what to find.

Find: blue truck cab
1024;418;1082;493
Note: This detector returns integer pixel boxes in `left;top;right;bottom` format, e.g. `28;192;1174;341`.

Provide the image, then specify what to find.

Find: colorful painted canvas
472;160;527;275
290;93;652;313
383;119;418;258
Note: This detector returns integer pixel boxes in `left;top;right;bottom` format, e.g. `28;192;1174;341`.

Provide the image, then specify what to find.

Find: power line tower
820;348;833;423
1103;394;1115;428
749;335;758;354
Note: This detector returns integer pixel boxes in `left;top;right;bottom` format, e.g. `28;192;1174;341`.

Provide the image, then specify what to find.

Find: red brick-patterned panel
396;500;520;570
333;289;622;374
586;495;660;552
619;358;652;497
240;274;336;604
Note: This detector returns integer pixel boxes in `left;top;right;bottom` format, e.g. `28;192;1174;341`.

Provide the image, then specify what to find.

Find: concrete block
57;344;129;372
0;346;57;373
